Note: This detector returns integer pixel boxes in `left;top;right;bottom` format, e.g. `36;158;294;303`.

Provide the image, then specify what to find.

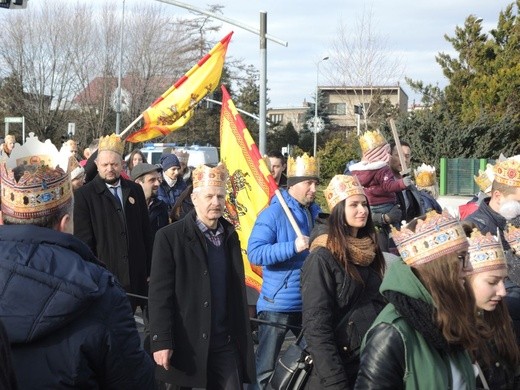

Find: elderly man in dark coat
149;162;255;389
73;134;153;310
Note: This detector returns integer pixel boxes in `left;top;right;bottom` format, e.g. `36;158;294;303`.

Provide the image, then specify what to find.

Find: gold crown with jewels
98;133;125;155
414;163;436;188
391;210;469;267
1;133;72;223
466;229;507;275
474;169;492;192
192;162;229;189
494;158;520;187
287;153;319;178
358;130;387;154
324;175;365;211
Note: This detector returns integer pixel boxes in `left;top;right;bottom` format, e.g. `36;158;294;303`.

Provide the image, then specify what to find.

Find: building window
269;114;284;124
326;103;346;115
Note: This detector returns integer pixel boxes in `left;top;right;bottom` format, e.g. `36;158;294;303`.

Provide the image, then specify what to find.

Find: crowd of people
0;130;519;390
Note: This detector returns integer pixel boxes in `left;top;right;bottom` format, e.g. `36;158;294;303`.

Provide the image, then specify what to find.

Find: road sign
4;117;23;123
68;122;76;136
306;117;325;134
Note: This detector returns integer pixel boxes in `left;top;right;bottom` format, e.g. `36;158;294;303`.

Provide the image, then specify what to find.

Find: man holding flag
248;153;321;389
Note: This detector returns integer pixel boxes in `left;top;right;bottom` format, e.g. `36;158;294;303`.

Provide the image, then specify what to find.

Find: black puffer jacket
301;217;386;389
0;225;155;389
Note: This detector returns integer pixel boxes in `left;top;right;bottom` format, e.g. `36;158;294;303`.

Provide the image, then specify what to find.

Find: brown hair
413;255;480;351
492;180;518;196
326;198;386;282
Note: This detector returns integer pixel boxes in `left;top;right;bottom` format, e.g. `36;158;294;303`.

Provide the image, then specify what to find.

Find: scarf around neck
310;234;376;267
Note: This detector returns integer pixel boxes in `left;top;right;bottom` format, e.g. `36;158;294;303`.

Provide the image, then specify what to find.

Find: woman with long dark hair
464;228;520;389
355;211;479;389
301;175;386;388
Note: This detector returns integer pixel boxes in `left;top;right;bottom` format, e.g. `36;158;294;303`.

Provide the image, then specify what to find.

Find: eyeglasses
457;252;469;269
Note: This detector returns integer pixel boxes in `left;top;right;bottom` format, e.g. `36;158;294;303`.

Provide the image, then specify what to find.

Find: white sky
98;0;514;108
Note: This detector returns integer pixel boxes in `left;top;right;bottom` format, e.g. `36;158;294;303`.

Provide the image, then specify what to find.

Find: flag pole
119;113;143;139
273;189;303;237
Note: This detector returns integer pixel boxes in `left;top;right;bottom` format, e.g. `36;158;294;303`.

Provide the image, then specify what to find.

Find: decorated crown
98;133;125;155
474;169;492;193
1;133;72;223
494;158;520;187
358;130;387;153
324;175;365;211
173;149;189;164
414;163;436;188
391;210;469;267
287;153;319;178
466;230;507;275
192;162;229;189
505;224;520;254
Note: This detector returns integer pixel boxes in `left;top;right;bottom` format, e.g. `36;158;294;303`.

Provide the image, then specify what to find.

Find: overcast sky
115;0;513;108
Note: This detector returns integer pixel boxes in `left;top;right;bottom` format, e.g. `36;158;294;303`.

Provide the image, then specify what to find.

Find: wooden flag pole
119;113;143;140
388;118;411;176
273;189;303;237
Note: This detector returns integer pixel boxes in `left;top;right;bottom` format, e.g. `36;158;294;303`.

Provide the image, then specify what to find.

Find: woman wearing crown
355;211;479;389
463;228;520;389
301;175;386;389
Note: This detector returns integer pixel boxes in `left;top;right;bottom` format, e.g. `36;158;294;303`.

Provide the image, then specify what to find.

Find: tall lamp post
313;56;329;157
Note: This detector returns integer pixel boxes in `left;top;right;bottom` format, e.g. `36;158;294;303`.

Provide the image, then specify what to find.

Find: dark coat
0;320;16;390
0;225;155;389
73;175;153;297
148;210;255;387
148;196;169;240
301;234;386;389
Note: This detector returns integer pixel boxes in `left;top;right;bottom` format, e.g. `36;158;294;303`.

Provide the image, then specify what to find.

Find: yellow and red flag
220;85;278;297
127;32;233;143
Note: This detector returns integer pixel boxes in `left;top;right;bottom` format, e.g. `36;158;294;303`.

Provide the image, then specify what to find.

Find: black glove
384;204;402;225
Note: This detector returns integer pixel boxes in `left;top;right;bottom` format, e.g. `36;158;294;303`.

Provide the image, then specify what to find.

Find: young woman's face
344;194;368;236
132;153;143;167
468;269;508;311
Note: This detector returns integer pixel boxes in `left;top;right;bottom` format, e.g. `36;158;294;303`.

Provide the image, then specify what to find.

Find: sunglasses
457;252;469;269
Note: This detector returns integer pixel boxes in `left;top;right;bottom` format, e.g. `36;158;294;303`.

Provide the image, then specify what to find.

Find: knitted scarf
310;234;375;266
383;290;463;353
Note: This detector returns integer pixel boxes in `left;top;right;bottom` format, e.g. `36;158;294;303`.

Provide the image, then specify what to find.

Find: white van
137;144;219;167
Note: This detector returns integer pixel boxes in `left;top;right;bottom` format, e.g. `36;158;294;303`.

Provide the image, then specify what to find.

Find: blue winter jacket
247;190;321;312
0;225;155;389
157;177;187;210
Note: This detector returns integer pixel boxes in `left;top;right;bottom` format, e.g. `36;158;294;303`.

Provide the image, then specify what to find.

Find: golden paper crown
391;210;468;267
414;163;436;187
358;130;387;154
474;169;492;192
287;153;319;178
192;162;229;189
494;158;520;187
1;133;72;223
466;230;507;275
173;149;189;164
505;224;520;254
98;133;125;155
324;175;365;211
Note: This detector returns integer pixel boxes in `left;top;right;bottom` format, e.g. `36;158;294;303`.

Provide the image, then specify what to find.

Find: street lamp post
313;56;329;157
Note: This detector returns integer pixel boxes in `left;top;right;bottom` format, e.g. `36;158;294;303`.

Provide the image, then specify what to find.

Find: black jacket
301;220;386;389
73;175;153;297
0;225;155;389
148;210;255;387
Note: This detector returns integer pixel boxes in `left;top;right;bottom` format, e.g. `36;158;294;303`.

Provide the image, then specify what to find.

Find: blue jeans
254;311;302;389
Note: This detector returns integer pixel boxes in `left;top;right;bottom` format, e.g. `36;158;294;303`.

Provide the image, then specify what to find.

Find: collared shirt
195;217;224;247
106;180;123;207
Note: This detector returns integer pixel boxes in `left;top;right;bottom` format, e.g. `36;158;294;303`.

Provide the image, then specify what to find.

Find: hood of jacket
0;225;109;344
271;189;321;226
379;259;434;306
